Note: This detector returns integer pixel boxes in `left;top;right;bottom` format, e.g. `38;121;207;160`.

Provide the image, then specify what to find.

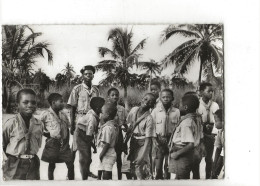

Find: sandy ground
2;111;223;180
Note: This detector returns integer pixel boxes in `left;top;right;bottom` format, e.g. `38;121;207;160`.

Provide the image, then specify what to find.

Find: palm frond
98;47;119;59
161;25;200;44
130;38;147;56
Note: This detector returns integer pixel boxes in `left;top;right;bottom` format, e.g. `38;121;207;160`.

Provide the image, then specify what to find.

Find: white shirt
197;98;219;134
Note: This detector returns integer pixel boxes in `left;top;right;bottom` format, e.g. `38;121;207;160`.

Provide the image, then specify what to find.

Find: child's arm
170;142;194;160
91;135;97;153
135;137;152;165
99;142;110;161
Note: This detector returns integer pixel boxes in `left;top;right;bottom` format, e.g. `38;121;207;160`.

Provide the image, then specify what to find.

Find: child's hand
170;152;179;160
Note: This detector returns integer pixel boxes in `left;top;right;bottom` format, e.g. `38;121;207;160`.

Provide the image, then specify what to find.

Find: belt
18;154;35;159
132;133;146;139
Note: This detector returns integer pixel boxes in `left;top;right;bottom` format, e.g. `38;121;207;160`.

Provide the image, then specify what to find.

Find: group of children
2;81;224;180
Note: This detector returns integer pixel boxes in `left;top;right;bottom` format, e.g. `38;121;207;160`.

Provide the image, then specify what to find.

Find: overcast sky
31;25;200;85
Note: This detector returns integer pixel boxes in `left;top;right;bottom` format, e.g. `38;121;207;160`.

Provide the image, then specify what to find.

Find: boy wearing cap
2;89;43;180
75;97;105;180
67;65;99;177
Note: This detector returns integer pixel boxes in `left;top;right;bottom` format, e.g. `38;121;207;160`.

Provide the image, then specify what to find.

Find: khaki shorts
98;155;117;171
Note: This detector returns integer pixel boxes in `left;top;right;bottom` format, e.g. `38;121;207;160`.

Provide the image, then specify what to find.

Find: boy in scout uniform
150;81;162;108
67;65;99;178
107;88;127;180
125;93;156;180
2;89;43;180
98;103;118;180
151;89;180;179
40;93;74;180
168;93;201;179
75;97;105;180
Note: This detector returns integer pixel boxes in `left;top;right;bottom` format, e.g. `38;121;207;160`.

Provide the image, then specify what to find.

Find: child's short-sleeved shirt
98;120;118;157
126;107;155;138
215;129;224;156
67;83;99;113
3;114;44;156
197;98;219;134
171;113;200;146
151;104;180;136
40;107;70;139
77;109;98;136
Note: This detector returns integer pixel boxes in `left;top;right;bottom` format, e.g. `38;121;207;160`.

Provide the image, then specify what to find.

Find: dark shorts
41;138;72;163
3;155;40;180
169;146;194;179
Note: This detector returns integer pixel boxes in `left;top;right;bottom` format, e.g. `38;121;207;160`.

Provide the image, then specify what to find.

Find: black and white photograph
2;24;224;180
1;0;260;185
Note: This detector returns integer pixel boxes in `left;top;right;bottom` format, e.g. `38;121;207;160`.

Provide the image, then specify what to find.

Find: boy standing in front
3;89;43;180
168;93;201;179
40;93;74;180
98;103;118;180
75;97;105;180
151;89;180;179
197;82;219;179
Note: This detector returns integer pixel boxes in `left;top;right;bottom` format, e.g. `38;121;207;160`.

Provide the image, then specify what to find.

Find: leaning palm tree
2;25;53;113
161;24;223;84
138;59;161;89
95;27;146;111
62;62;75;88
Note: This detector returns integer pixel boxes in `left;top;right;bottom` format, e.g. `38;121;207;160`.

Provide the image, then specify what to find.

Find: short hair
107;87;119;96
80;65;96;74
214;109;223;122
150;81;161;90
161;88;174;98
47;93;62;105
184;91;197;96
144;93;156;108
103;102;118;119
16;88;36;103
182;94;200;113
90;97;105;110
199;82;212;91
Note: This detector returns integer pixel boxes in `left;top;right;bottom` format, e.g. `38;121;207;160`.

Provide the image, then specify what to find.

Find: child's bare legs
102;171;112;180
48;163;56;180
98;170;102;180
155;155;164;179
65;161;75;180
163;154;170;179
116;152;122;180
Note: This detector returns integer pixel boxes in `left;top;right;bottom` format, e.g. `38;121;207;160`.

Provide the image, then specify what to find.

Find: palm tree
95;27;146;111
161;24;223;84
2;25;53;113
138;59;161;89
55;73;67;90
33;68;52;104
62;62;75;88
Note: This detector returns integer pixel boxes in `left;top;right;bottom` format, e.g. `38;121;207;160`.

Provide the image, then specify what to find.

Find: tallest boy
67;65;99;175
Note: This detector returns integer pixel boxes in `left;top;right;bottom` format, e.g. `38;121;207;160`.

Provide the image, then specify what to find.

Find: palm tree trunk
6;84;13;113
148;71;152;90
124;84;129;112
198;60;203;84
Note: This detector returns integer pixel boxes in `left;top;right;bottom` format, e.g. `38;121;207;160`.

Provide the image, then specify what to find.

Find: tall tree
62;62;75;88
95;27;146;111
2;25;53;113
138;59;161;89
161;24;223;84
55;73;67;90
